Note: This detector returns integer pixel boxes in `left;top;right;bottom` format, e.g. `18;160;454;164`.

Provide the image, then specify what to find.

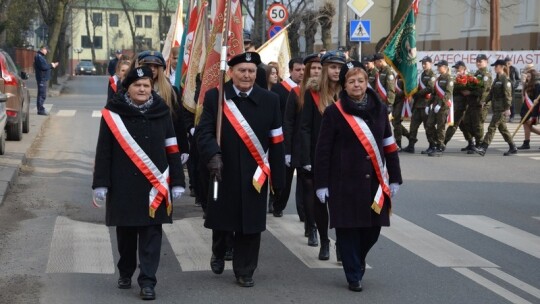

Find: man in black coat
33;45;59;115
196;52;285;287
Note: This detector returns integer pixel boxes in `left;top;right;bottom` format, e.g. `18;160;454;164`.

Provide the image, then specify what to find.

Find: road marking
439;214;540;259
56;110;76;117
266;214;342;269
163;217;232;272
381;215;497;267
92;110;102;118
482;268;540;300
534;217;540;221
453;268;533;304
46;216;114;274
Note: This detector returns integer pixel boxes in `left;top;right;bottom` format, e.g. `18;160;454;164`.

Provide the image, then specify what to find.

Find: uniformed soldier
444;61;471;147
364;55;379;90
424;60;453;157
403;56;435;153
462;54;492;153
476;59;517;156
393;75;411;150
373;53;395;111
196;52;285;287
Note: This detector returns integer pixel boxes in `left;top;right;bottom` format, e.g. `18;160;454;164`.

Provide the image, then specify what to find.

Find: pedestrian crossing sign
350;20;371;42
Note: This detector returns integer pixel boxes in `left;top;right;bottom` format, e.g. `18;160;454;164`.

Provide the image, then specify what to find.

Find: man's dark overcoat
283;88;303;168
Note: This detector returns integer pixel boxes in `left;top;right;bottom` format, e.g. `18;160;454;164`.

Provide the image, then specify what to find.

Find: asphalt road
0;75;539;304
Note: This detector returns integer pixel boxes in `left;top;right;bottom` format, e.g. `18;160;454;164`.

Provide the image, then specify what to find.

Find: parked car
0;91;7;154
75;60;97;75
0;49;30;141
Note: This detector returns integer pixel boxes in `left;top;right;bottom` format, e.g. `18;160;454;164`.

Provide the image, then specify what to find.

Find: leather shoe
319;240;330;260
210;254;224;274
272;210;283;217
37;111;49;116
224;248;234;261
140;286;156;300
236;276;255;287
117;277;131;289
348;281;363;292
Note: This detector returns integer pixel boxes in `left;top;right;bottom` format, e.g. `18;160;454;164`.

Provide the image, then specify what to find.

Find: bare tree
0;0;14;46
318;1;335;50
82;0;98;63
119;0;137;52
302;9;318;55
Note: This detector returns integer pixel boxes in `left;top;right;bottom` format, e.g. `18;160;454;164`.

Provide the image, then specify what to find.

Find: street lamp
74;48;83;75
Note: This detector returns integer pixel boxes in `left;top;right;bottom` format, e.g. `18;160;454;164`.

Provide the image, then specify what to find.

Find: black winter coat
314;89;402;229
271;78;296;119
93;92;185;226
283;87;302;168
300;89;324;167
196;81;285;233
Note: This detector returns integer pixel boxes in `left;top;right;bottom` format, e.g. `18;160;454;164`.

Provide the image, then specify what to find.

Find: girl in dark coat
314;61;402;292
93;66;185;300
517;68;540;149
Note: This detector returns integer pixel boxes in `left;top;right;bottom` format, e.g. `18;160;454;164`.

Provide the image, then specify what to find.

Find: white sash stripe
165;137;178;147
269;127;283;137
284;77;298;89
382;136;396;147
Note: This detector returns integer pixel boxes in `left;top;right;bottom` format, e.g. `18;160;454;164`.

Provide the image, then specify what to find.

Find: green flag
383;10;418;97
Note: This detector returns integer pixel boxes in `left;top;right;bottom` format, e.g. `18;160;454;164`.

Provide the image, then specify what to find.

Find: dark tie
239;92;248;98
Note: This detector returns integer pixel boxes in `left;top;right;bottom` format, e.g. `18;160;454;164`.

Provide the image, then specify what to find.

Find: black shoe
236;276;254;287
336;245;341;262
503;145;518;156
348;281;363;292
402;144;415;153
224;248;233;261
272;210;283;217
117;277;131;289
319;241;330;260
476;144;488;156
518;141;530;150
307;228;318;247
140;286;156;300
421;146;434;154
428;148;443;157
461;140;474;151
37;111;49;116
210;254;224;274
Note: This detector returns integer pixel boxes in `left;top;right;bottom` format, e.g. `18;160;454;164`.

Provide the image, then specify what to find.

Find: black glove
272;188;282;203
207;154;223;182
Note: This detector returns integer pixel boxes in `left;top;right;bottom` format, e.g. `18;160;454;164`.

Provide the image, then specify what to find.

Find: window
92;13;102;26
110;14;119;27
81;36;103;49
135;15;143;28
144;15;152;28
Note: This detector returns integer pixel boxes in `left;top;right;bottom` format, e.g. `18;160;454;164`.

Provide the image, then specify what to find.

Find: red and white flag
162;0;184;62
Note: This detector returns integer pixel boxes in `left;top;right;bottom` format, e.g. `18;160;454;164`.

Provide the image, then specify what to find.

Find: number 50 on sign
267;3;289;25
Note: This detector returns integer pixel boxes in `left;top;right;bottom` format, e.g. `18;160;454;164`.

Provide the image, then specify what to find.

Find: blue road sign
350;20;371;42
268;25;283;39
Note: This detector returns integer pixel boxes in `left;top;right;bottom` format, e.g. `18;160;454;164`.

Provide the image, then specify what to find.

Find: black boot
307;228;318;247
267;198;274;214
476;143;488;156
467;141;480;154
421;145;435;154
402;142;415;153
504;143;518;156
518;140;530;150
428;145;443;157
318;240;330;260
461;140;474;151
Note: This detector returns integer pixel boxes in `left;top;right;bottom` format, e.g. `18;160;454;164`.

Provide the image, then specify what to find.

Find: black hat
122;66;154;89
452;61;466;68
243;33;252;43
39;44;48;50
361;56;370;63
476;54;488;61
320;50;346;65
115;49;122;54
138;51;166;66
339;60;366;88
504;56;512;62
373;53;385;61
303;53;321;65
228;52;261;67
435;60;449;67
367;55;376;62
491;59;507;67
420;56;432;63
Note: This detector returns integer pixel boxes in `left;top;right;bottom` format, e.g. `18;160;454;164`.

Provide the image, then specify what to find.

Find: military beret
366;55;376;62
138;51;166;67
373;53;385;61
228;52;261;67
122;66;154;89
339;60;366;88
420;56;432;63
452;61;466;68
303;53;321;65
361;56;370;63
476;54;488;61
504;56;511;62
435;60;449;67
491;59;506;67
320;50;346;65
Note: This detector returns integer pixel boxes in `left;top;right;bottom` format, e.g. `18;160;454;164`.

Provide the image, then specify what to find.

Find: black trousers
302;170;328;241
335;227;381;284
273;166;305;220
116;225;163;288
212;230;261;278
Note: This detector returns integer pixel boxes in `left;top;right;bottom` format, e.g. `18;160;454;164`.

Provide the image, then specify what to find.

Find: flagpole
216;0;232;147
378;0;414;52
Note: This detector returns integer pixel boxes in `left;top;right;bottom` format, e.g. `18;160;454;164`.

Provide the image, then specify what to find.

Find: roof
71;0;183;12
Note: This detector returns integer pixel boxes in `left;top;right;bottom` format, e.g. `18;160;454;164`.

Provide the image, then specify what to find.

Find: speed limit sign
267;3;288;25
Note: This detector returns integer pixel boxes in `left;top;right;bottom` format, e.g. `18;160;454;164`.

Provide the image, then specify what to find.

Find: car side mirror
0;93;7;103
20;71;29;80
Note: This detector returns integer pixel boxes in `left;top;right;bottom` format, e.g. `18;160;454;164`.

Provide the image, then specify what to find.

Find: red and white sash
310;90;322;113
395;79;412;118
109;75;119;93
375;74;388;102
335;101;395;214
524;92;534;110
435;78;454;126
101;109;173;218
223;97;283;192
281;78;298;92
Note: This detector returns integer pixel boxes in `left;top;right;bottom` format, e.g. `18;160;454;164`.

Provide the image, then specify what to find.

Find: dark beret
420;56;432;63
228;52;261;67
435;60;448;67
373;53;385;61
138;51;166;66
122;66;154;89
339;60;366;88
491;59;506;67
303;53;321;65
452;60;466;68
476;54;488;61
321;50;346;65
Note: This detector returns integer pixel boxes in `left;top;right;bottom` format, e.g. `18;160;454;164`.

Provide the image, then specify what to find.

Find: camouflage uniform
463;67;492;150
444;73;471;146
376;65;396;109
392;77;411;149
367;67;379;91
425;72;453;156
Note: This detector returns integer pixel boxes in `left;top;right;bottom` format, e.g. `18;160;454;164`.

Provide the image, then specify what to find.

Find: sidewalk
0;75;70;206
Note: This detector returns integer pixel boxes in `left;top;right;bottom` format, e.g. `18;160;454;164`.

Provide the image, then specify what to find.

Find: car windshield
78;61;94;66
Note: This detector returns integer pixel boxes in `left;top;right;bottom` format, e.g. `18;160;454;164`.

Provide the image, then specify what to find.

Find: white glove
93;187;108;208
504;109;511;117
303;165;312;172
172;186;185;200
181;153;189;165
285;154;291;167
316;188;329;203
434;105;441;113
425;106;430;115
390;183;400;198
190;128;195;136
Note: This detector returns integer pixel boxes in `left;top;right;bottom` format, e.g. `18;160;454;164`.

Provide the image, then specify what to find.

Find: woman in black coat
93;66;185;300
314;61;402;292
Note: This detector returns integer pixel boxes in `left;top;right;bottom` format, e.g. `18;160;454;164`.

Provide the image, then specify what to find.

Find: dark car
75;60;97;75
0;49;30;141
0;91;7;154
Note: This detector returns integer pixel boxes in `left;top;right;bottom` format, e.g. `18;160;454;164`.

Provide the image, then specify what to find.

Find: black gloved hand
207;154;223;182
272;188;282;204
